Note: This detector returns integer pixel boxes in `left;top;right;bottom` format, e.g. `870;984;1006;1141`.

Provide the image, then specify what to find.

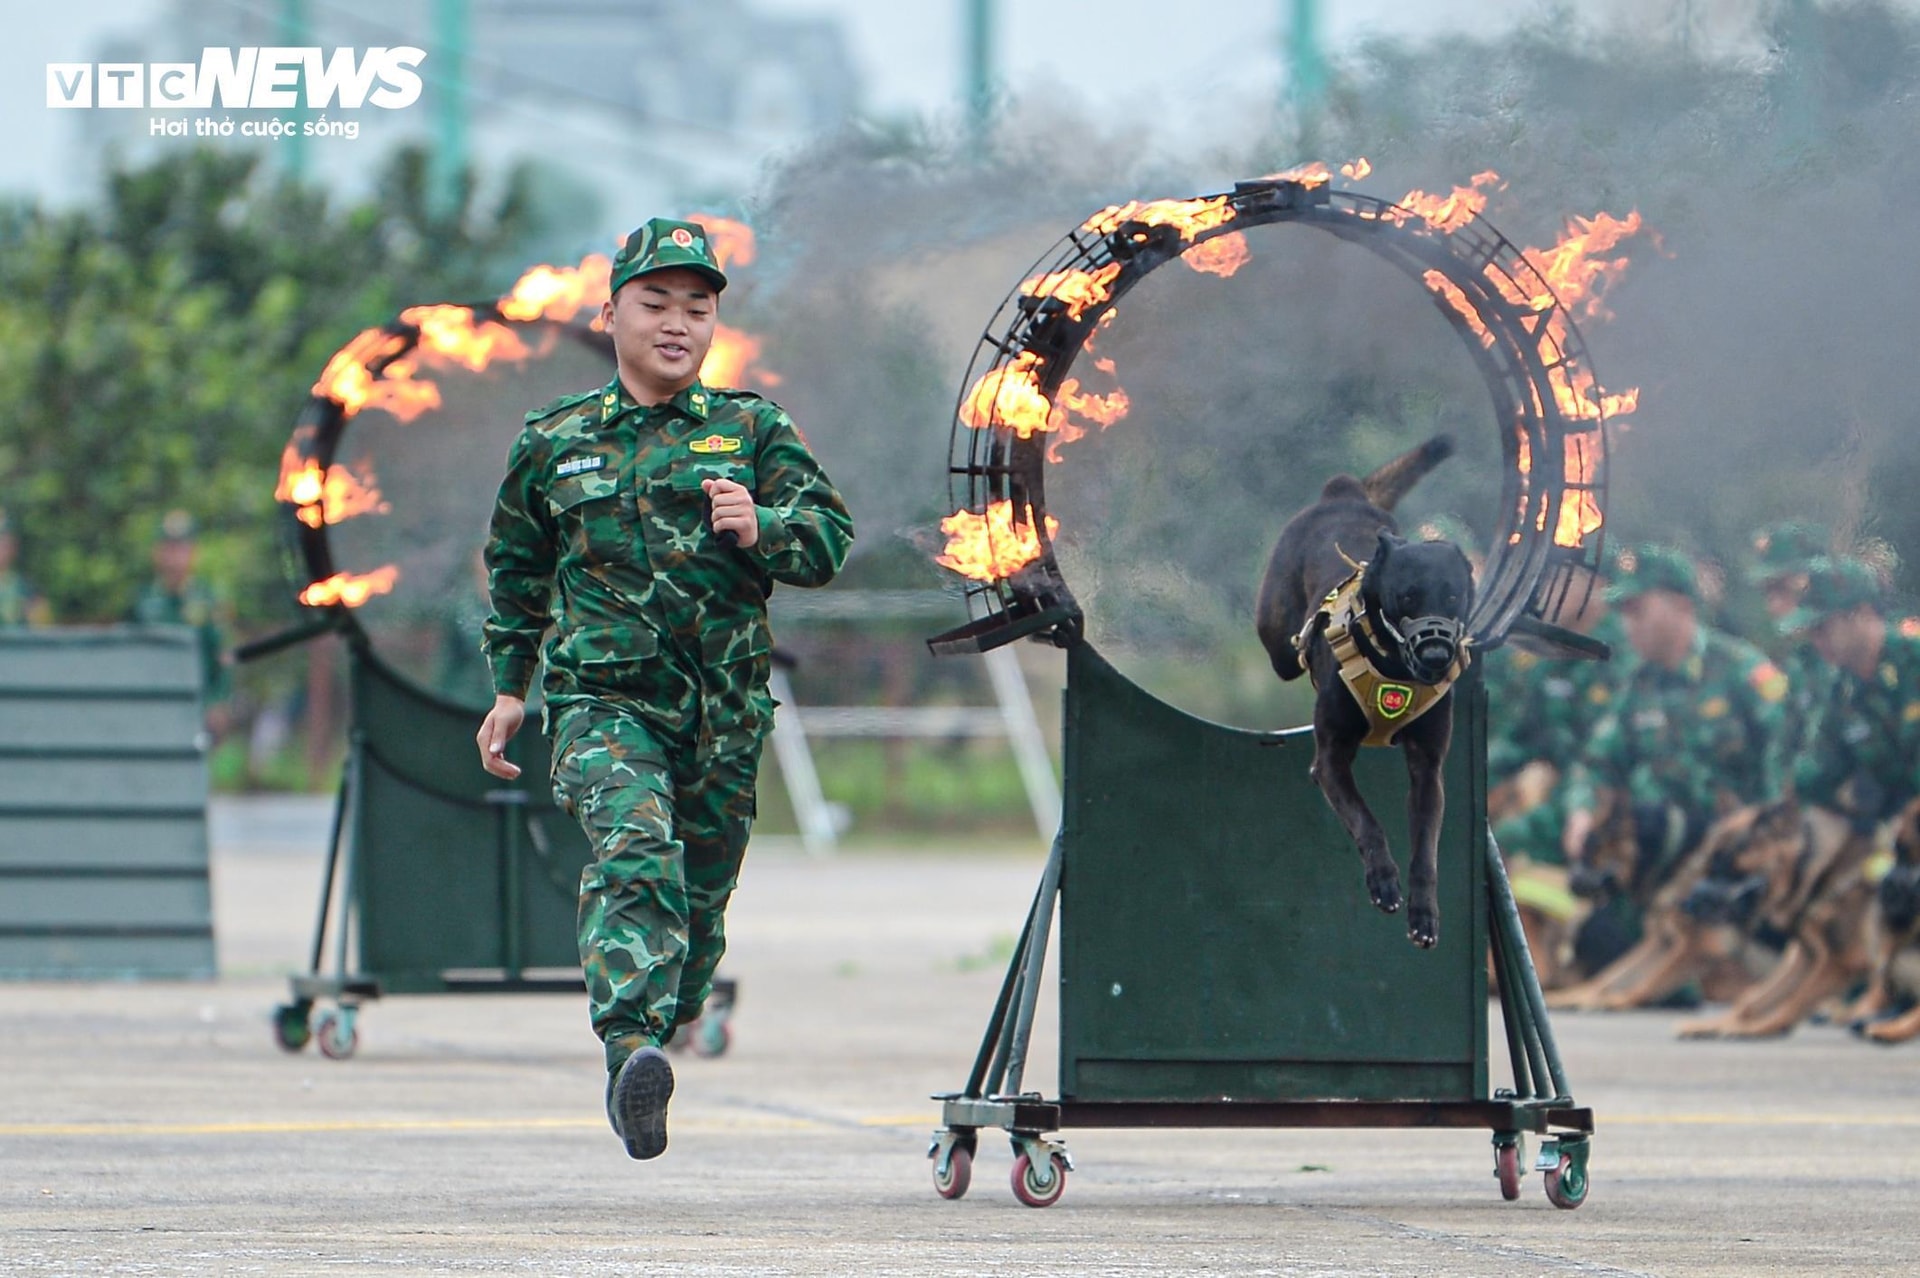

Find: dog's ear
1373;530;1402;565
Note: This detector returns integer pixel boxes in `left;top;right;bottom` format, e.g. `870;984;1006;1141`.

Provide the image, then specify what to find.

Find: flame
936;501;1060;581
1022;262;1124;320
1262;161;1333;188
401;304;532;371
299;566;400;608
1423;269;1495;349
1341;158;1372;180
1183;232;1251;278
1557;435;1605;546
498;254;612;323
312;327;443;421
1083;196;1238;241
703;322;782;389
1392;171;1504;232
958;351;1129;460
690;215;757;271
275;443;391;530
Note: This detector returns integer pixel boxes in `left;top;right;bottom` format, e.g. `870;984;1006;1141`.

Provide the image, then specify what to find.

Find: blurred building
60;0;862;240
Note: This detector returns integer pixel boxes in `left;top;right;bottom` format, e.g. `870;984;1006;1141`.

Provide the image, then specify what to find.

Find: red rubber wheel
1497;1143;1522;1201
1011;1151;1067;1208
313;1010;359;1060
1544;1154;1588;1210
933;1145;972;1200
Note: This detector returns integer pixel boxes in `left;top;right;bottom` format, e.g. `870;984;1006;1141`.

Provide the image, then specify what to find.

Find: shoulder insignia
1904;702;1920;724
1749;661;1788;703
1587;684;1611;705
1700;695;1729;720
525;388;600;428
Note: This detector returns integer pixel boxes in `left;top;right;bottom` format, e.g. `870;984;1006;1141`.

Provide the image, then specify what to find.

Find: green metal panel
1059;641;1487;1103
0;628;214;980
344;648;590;993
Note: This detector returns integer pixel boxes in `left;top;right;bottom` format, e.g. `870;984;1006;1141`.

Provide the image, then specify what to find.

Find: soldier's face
1811;606;1881;675
155;539;194;589
603;269;716;397
1762;573;1808;621
1621;589;1694;666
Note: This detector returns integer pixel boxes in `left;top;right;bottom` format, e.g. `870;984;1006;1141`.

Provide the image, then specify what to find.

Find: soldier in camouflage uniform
1747;521;1832;792
476;218;852;1161
0;508;51;627
1787;558;1920;826
1560;546;1789;964
128;510;232;731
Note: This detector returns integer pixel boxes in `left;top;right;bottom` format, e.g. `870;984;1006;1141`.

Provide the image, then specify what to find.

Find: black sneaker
609;1047;674;1160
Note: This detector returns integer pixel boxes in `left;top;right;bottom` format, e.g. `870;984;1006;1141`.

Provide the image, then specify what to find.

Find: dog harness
1295;563;1472;747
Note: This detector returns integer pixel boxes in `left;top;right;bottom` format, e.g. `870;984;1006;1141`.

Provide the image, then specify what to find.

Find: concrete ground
3;798;1918;1277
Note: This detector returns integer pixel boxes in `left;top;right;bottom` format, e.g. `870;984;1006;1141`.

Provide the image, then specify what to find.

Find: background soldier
128;509;232;734
1560;545;1789;966
0;508;52;627
1787;557;1920;827
476;218;853;1161
1748;520;1832;794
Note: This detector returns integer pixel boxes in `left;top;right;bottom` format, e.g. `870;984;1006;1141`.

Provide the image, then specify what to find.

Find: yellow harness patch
1295;564;1472;747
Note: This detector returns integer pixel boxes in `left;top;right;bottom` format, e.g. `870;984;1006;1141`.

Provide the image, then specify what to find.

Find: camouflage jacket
128;577;230;702
1564;623;1788;820
1486;612;1630;783
483;376;853;758
1791;621;1920;820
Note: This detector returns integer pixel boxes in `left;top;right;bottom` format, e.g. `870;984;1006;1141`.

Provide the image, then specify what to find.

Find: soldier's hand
477;695;526;779
1562;807;1596;862
702;477;760;549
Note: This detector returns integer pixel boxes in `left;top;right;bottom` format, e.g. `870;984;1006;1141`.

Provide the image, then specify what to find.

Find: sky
1;0;1554;202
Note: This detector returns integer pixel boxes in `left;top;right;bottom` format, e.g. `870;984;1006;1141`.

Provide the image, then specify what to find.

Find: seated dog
1844;797;1920;1044
1546;801;1790;1012
1255;436;1474;948
1675;802;1872;1040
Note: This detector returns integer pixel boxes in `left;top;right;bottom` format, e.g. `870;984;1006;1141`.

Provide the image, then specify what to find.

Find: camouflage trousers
549;700;761;1076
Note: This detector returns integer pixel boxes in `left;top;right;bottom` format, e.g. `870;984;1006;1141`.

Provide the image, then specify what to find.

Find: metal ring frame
940;176;1614;653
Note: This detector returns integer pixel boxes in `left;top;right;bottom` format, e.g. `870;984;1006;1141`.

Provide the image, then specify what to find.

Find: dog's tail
1359;435;1455;511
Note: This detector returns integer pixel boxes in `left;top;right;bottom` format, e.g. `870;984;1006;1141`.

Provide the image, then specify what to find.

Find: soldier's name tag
555;455;606;477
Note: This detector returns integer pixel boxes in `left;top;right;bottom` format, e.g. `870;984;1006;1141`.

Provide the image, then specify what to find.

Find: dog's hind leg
1310;726;1402;916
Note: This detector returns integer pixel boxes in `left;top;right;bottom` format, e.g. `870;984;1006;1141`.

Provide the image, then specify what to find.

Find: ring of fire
938;164;1634;651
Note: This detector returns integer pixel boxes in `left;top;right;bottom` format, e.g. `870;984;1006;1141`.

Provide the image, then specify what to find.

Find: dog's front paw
1365;865;1402;915
1407;906;1439;948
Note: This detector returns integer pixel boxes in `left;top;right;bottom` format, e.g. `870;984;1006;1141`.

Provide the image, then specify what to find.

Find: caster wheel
933;1145;972;1200
272;1003;311;1053
314;1009;359;1060
1544;1153;1588;1209
693;1017;731;1058
1011;1151;1067;1208
1497;1143;1522;1201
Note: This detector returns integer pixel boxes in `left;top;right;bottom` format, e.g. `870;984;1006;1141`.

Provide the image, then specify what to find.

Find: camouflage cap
1746;520;1829;586
1605;544;1699;604
158;509;197;542
609;218;728;297
1779;556;1881;635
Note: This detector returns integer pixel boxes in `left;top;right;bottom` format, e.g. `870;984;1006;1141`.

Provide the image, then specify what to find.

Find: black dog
1255;436;1475;948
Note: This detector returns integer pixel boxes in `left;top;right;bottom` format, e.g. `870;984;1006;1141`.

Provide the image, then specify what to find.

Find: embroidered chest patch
1377;684;1413;718
555;455;606;477
689;434;742;455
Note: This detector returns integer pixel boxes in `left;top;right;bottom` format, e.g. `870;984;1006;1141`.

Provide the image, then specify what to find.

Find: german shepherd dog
1546;801;1792;1012
1844;797;1920;1044
1674;802;1873;1039
1255;436;1474;948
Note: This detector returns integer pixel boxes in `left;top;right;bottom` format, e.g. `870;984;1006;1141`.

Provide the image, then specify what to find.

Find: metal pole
278;0;309;181
1487;829;1569;1098
766;665;838;854
963;0;994;152
306;743;353;974
1001;831;1063;1097
433;0;469;214
1284;0;1326;149
983;646;1062;843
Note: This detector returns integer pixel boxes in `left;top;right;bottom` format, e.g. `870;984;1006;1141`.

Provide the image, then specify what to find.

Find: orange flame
1022;262;1124;320
1183;232;1251;278
275;443;392;530
703;323;782;389
299;566;400;608
1083;196;1238;241
1423;269;1495;349
690;215;757;271
958;351;1129;460
1262;161;1333;188
1341;158;1372;180
936;501;1060;582
1392;171;1504;232
401;304;532;372
498;254;613;324
312;328;443;421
